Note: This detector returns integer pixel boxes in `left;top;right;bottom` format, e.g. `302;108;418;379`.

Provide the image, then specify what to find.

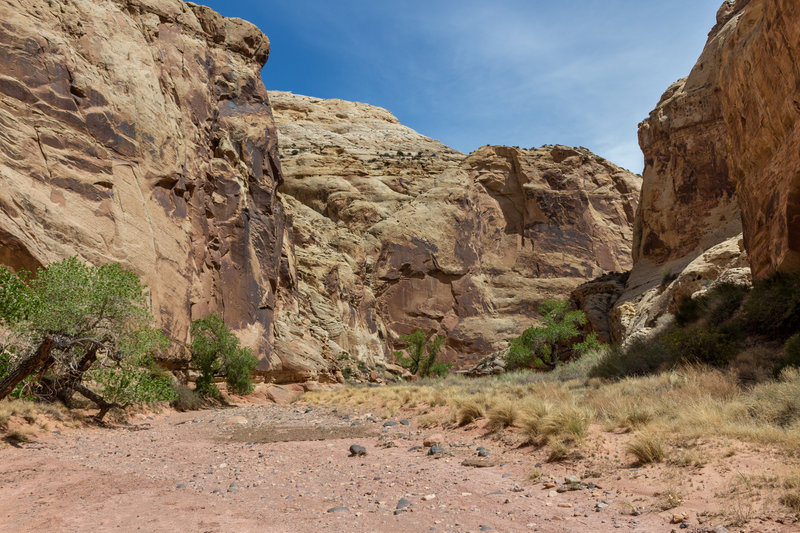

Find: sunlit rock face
612;0;800;341
271;91;640;367
0;0;341;382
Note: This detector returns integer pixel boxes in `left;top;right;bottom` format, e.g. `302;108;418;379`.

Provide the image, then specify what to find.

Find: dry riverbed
0;401;797;532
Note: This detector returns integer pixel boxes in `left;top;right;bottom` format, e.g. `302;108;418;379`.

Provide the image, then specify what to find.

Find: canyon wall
0;0;338;381
612;0;800;342
271;92;640;367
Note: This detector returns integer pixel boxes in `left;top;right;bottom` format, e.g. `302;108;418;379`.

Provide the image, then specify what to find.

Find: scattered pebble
349;444;367;457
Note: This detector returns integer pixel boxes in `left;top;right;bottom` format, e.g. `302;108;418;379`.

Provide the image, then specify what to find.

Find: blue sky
197;1;722;173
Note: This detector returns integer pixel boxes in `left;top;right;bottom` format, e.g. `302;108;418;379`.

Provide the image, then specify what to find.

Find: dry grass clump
546;440;571;462
626;432;665;464
170;383;204;412
780;471;800;512
657;486;684;510
487;401;518;432
456;398;485;426
303;357;800;451
519;400;588;447
0;399;75;428
540;406;589;442
3;426;35;445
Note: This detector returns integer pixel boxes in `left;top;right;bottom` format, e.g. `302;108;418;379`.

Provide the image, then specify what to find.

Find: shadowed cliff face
633;0;800;282
612;0;800;342
718;0;800;279
271;91;640;368
0;0;338;381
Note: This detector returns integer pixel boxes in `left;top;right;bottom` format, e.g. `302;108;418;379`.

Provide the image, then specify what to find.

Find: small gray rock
349;444;367;457
327;506;349;513
396;498;412;510
399;419;410;425
383;421;398;427
428;445;445;456
176;484;187;489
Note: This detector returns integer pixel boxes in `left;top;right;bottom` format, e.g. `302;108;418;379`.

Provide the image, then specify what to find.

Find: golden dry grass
304;359;800;454
0;399;75;429
627;432;665;464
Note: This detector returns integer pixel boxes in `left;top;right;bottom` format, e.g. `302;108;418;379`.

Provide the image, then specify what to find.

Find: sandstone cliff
271;92;641;367
611;0;800;342
0;0;339;381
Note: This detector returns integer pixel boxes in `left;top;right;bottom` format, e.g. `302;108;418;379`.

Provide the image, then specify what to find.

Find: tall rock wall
613;0;800;341
271;92;640;368
0;0;336;381
718;0;800;279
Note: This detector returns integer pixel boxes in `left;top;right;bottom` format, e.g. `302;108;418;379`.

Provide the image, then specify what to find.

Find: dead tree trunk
73;383;119;421
54;344;99;407
0;336;53;401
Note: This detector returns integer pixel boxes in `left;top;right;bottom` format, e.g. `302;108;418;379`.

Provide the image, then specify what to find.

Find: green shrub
778;334;800;374
0;266;33;324
506;300;601;371
675;282;749;328
589;336;669;379
223;346;259;395
394;329;451;378
0;257;175;418
191;315;258;396
662;325;738;367
89;363;176;405
170;382;204;411
743;273;800;339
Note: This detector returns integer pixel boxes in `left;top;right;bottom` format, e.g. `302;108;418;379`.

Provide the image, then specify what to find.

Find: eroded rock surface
718;0;800;279
0;0;338;381
272;92;640;367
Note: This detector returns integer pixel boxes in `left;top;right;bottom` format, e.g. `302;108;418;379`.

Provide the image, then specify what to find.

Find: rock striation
0;0;338;381
271;92;641;367
717;0;800;279
611;0;800;342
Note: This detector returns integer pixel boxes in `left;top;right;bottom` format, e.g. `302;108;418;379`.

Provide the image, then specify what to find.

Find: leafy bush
191;315;258;396
742;273;800;339
662;325;738;367
0;257;175;418
223;346;259;395
394;329;451;378
589;335;670;379
505;300;601;371
0;267;33;324
89;363;176;406
594;283;749;380
170;382;204;411
675;282;749;328
778;334;800;374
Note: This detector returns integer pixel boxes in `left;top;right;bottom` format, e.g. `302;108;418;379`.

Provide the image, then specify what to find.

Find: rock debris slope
271;92;640;367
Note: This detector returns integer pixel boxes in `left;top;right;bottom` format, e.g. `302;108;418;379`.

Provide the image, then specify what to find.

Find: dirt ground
0;401;797;532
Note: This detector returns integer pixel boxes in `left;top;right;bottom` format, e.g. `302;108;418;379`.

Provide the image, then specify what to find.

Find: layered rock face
272;92;640;367
0;0;335;380
613;0;800;341
614;2;746;341
718;0;800;279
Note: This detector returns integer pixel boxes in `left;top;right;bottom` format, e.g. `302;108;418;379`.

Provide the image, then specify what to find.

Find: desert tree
0;257;175;418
